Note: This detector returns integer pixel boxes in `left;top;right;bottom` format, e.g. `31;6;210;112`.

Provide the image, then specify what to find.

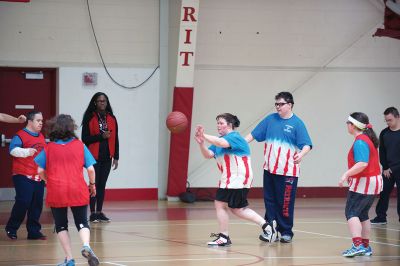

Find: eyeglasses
275;102;289;107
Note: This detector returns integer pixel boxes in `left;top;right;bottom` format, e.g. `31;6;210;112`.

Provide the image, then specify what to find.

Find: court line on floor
18;255;400;266
14;220;400;266
294;229;400;247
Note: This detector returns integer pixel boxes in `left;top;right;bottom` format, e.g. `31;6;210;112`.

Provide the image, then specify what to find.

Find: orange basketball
166;111;188;133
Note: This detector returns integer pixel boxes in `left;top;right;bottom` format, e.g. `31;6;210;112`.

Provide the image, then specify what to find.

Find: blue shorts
345;191;375;222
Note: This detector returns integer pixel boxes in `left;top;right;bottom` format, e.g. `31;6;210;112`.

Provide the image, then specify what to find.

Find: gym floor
0;198;399;266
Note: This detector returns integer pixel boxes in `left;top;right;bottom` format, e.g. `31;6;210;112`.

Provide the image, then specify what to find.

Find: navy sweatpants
5;175;45;237
263;170;298;237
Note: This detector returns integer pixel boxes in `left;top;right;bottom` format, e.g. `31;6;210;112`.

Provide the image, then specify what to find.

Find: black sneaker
27;232;47;240
207;233;232;246
5;229;17;240
89;213;99;223
370;217;387;225
97;212;111;223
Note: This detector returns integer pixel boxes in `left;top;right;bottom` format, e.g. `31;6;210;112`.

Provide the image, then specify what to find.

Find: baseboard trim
104;188;158;201
188;187;396;200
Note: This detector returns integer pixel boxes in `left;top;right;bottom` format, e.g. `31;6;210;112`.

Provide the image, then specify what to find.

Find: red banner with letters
166;87;193;197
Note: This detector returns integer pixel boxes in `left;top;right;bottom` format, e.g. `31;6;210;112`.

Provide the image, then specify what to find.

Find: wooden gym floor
0;198;399;266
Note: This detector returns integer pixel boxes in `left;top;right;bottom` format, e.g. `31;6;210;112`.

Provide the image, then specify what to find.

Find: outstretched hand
194;125;205;144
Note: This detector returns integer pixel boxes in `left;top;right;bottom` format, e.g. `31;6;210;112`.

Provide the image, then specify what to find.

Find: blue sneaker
57;258;75;266
280;234;292;243
342;244;365;257
361;245;372;256
81;245;99;266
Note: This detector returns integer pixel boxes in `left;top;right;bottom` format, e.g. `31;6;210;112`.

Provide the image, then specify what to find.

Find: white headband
347;116;366;130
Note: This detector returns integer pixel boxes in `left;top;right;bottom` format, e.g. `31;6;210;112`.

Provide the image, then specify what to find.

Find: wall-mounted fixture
24;71;44;80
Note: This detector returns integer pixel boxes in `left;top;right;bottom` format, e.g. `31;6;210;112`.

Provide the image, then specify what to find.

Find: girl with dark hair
194;113;276;246
34;114;99;266
81;92;119;223
339;112;383;257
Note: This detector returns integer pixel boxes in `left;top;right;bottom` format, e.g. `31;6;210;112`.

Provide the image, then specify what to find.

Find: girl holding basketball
194;113;276;246
339;112;383;257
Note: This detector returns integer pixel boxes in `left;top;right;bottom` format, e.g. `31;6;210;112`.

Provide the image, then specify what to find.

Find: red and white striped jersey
348;175;383;195
263;141;299;177
209;131;253;189
215;154;253;189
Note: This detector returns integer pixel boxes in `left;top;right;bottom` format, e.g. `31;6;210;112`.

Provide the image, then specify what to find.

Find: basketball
166;111;188;133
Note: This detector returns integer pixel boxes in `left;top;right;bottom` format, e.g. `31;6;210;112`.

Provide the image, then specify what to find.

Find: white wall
59;67;160;189
0;0;159;67
187;0;400;188
0;0;162;195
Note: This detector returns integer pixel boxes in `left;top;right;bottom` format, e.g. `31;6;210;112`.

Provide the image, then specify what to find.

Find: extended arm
0;113;26;123
203;134;230;148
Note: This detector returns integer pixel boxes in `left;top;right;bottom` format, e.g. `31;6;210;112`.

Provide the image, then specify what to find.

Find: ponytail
363;127;379;148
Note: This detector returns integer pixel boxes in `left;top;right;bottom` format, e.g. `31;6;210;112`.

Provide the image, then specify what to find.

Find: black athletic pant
51;205;89;232
375;174;400;220
90;159;112;213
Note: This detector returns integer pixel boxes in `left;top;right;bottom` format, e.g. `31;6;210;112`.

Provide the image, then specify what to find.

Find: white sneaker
259;220;277;242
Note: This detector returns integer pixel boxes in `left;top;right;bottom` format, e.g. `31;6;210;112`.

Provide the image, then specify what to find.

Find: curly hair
46;114;78;141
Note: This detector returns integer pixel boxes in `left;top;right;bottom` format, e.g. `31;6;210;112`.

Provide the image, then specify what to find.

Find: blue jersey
209;131;253;189
251;113;312;177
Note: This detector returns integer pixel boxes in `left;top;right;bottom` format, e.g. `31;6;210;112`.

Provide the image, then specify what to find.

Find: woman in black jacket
82;92;119;223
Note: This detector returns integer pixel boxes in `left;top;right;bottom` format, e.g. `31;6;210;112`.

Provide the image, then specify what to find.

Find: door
0;67;56;191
